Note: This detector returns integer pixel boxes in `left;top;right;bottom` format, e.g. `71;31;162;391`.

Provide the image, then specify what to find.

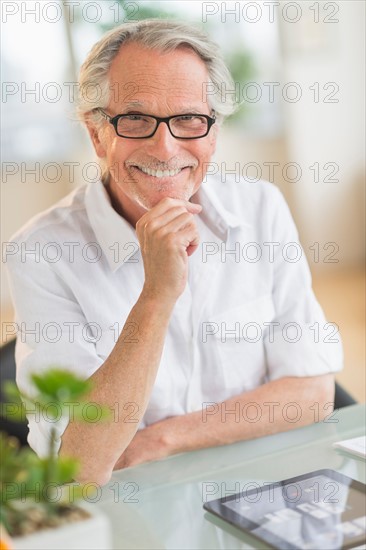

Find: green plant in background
0;369;110;537
222;49;255;124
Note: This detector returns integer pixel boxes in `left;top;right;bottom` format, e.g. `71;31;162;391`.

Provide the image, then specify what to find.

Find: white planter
12;504;112;550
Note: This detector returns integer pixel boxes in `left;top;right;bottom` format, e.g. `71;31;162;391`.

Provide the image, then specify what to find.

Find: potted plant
0;369;112;550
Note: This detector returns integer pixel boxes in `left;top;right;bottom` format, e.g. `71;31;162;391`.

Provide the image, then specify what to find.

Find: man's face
87;42;218;224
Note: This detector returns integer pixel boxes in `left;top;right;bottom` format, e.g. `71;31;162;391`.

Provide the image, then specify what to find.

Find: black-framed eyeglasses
96;108;216;139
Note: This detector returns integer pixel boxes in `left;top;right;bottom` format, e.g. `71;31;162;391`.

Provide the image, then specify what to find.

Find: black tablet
203;469;366;549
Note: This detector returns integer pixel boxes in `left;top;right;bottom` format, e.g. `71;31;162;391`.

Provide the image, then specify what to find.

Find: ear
85;119;107;158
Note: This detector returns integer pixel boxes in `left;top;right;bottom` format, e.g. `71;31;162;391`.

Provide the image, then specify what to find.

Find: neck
104;178;146;228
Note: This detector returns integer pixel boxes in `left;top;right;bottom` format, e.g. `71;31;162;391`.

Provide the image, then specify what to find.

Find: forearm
61;198;202;484
60;290;174;485
165;374;335;454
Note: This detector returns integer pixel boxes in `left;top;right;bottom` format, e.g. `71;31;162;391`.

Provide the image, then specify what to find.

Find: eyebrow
120;102;205;114
122;101;145;109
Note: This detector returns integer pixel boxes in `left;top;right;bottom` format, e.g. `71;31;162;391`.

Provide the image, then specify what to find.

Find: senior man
7;20;342;485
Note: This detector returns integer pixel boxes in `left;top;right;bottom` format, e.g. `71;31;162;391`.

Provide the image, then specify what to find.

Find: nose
145;120;181;161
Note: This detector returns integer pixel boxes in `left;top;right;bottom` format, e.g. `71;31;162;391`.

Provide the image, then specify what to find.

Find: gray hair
77;19;237;127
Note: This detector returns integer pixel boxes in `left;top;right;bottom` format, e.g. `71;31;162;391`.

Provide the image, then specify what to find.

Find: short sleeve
264;188;343;380
6;245;105;458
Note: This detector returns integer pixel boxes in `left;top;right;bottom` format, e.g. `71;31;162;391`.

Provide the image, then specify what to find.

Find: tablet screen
203;469;366;549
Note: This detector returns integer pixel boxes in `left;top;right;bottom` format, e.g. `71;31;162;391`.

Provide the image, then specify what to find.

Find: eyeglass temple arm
96;108;110;121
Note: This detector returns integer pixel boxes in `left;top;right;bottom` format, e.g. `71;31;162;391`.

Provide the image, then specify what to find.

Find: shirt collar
85;178;250;272
85;180;139;273
192;177;251;240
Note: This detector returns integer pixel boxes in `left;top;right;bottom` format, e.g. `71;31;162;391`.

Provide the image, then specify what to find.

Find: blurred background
1;1;365;401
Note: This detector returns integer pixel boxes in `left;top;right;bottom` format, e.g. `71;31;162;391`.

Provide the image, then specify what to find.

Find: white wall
278;1;365;270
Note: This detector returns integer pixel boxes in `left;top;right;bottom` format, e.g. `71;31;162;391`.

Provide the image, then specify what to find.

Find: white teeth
136;166;183;178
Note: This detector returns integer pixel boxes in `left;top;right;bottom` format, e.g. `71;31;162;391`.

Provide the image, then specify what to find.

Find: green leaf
0;402;27;423
2;381;22;403
31;369;93;402
53;457;79;486
1;368;110;514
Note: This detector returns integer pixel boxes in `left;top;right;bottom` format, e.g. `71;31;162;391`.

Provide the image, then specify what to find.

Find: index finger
148;197;202;217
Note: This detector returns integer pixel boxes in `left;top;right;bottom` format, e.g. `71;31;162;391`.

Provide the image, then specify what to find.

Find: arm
60;198;202;485
115;373;335;469
165;373;335;450
60;292;173;485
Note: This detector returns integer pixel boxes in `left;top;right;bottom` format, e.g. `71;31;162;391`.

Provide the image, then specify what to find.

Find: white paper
333;436;366;459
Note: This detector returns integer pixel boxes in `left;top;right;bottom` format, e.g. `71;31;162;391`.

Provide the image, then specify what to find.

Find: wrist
158;417;181;456
158;413;195;456
140;286;178;312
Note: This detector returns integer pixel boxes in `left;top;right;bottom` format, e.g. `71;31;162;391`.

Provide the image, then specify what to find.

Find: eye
174;115;207;126
124;114;148;122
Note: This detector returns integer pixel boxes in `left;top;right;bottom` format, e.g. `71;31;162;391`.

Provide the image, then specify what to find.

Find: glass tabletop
95;403;366;549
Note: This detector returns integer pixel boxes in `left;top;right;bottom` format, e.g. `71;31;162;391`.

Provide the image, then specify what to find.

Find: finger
138;205;201;244
181;225;200;256
144;206;190;233
140;197;202;223
137;209;184;250
156;212;197;236
155;197;202;214
186;243;199;257
162;218;200;253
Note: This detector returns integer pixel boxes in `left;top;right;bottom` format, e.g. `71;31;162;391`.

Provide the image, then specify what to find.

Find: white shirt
6;176;343;456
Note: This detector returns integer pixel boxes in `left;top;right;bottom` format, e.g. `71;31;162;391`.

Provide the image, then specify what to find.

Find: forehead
107;42;210;112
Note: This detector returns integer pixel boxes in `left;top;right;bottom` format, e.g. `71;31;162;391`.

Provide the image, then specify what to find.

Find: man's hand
136;198;202;303
113;419;173;470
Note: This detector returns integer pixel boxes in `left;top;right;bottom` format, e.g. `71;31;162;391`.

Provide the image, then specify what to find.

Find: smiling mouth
129;165;190;178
